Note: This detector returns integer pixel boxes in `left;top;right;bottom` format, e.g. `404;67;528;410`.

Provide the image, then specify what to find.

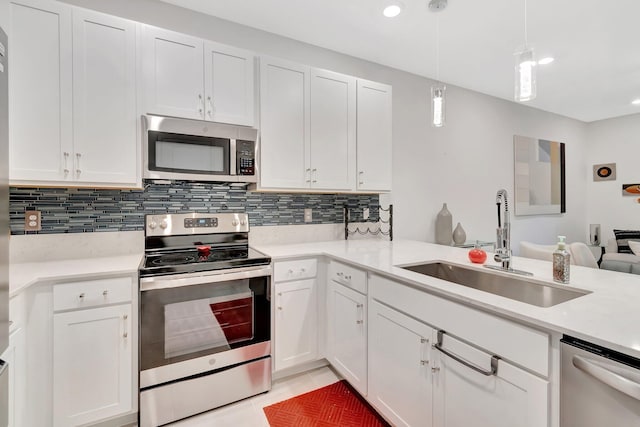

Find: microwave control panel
236;140;255;176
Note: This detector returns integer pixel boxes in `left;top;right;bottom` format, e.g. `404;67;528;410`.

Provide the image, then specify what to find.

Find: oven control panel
145;213;249;236
184;217;218;228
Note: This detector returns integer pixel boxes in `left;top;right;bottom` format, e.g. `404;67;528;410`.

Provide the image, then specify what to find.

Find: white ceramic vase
452;222;467;245
435;203;453;245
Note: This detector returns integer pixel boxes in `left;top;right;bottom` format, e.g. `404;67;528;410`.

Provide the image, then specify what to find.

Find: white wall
585;113;640;244
61;0;590;250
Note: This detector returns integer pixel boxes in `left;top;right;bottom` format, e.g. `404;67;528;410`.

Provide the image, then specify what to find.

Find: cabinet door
274;279;317;371
142;25;204;120
3;327;25;427
72;8;138;185
8;0;72;182
433;332;549;427
53;304;133;427
204;41;255;126
310;69;356;191
356;79;392;192
369;301;434;427
259;56;310;189
327;281;367;396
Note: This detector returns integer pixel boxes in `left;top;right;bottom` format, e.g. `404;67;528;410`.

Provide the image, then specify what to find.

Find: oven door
139;266;271;389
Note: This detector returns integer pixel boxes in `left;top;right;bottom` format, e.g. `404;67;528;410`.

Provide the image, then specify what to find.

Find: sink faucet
494;189;511;269
485;189;533;276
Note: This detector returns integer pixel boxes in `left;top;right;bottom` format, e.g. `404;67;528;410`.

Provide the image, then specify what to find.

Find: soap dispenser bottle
553;235;570;284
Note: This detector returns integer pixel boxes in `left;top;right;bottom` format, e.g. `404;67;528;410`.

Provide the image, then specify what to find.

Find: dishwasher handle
573;355;640;401
433;330;499;377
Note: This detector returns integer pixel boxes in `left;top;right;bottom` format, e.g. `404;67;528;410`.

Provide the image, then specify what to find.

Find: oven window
140;276;270;371
148;131;230;175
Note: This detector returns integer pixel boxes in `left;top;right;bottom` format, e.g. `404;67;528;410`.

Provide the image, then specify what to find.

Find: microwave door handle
573;355;640;401
230;139;237;175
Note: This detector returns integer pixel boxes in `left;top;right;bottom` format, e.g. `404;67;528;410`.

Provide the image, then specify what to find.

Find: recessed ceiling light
383;4;403;18
538;57;555;65
632;99;640;106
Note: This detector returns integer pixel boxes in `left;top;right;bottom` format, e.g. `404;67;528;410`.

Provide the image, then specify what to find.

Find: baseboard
272;358;329;381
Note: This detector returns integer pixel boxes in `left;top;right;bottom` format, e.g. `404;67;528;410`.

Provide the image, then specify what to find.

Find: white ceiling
158;0;640;122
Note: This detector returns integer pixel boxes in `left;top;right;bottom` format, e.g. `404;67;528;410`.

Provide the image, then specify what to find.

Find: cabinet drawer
273;258;317;282
370;274;550;376
54;276;133;312
328;260;366;294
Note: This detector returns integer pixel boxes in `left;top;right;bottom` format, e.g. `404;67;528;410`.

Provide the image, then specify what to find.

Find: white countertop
255;239;640;359
10;254;143;297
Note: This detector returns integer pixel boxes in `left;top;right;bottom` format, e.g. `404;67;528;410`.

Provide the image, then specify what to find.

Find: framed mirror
514;135;566;216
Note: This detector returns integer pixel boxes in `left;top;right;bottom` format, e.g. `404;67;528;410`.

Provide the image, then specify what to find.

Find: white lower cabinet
326;280;367;396
368;300;434;427
432;332;549;427
52;276;135;427
368;273;551;427
53;303;133;427
274;278;318;371
2;327;25;427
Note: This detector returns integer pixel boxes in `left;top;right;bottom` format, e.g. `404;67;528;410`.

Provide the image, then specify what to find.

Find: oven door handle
140;266;272;291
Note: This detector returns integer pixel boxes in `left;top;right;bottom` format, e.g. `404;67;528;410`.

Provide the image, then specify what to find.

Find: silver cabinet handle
277;306;283;310
305;168;311;183
312;168;317;183
78;293;85;299
337;272;344;277
63;152;70;175
421;338;429;344
433;330;499;376
573;355;640;401
75;153;82;175
123;314;128;338
421;360;429;366
207;96;213;117
356;320;363;324
198;94;204;117
356;303;363;308
103;290;109;296
431;367;440;373
358;171;364;185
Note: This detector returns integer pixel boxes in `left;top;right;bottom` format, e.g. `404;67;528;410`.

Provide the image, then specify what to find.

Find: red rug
263;380;390;427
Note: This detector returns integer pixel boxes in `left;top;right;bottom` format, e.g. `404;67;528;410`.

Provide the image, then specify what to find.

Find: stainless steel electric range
138;212;272;427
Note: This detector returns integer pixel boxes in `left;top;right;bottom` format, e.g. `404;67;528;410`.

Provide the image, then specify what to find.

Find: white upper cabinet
309;69;356;191
8;0;72;182
259;56;391;193
357;79;392;192
259;56;310;189
8;0;139;187
142;26;205;120
72;8;138;185
204;41;255;126
142;26;255;126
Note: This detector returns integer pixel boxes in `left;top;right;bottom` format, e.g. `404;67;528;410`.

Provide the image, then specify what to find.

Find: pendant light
514;0;536;102
429;0;447;128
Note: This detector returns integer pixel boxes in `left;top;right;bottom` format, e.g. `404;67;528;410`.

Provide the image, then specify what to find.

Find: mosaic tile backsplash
9;181;379;234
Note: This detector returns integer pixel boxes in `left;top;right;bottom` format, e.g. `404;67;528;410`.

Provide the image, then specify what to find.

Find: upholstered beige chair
519;241;598;268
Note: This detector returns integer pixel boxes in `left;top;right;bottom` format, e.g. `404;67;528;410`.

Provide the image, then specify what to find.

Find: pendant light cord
524;0;528;46
436;13;440;81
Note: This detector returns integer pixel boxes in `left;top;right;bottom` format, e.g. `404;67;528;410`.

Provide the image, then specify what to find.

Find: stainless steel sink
400;262;591;307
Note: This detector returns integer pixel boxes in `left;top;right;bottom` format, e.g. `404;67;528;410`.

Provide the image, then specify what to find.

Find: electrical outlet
304;208;313;223
363;208;370;220
25;210;41;231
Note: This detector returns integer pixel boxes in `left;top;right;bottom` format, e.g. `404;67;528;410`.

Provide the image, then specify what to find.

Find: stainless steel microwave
142;115;258;183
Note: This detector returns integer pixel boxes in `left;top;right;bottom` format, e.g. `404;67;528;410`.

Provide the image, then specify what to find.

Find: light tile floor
167;366;342;427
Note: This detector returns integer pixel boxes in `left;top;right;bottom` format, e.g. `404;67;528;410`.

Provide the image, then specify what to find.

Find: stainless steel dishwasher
561;335;640;426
